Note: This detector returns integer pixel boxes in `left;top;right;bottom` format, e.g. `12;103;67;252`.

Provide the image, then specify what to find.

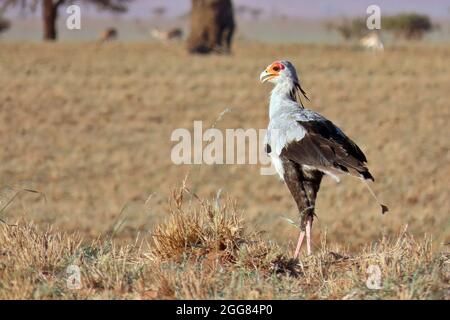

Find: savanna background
0;0;449;299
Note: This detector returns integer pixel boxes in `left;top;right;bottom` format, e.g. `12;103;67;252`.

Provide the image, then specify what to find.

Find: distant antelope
99;28;118;42
151;28;183;42
360;32;384;51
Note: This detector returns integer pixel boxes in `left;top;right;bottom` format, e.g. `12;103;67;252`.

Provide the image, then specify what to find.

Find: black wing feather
281;119;374;181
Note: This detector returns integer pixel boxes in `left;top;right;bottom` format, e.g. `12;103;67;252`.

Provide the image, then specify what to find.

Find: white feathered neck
269;80;303;119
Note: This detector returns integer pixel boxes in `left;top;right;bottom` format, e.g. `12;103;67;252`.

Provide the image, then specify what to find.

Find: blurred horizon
4;0;450;19
2;0;450;42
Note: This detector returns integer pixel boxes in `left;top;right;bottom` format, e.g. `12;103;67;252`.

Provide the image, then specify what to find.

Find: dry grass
0;221;148;299
0;42;449;299
0;187;448;299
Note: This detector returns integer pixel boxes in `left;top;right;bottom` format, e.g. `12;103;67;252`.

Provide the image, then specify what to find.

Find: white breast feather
268;115;306;156
266;113;307;180
270;153;285;180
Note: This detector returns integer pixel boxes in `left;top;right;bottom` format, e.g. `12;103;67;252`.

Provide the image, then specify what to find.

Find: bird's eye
273;65;280;72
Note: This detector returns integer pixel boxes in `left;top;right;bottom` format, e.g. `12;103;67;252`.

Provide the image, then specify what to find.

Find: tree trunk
188;0;235;54
42;0;59;41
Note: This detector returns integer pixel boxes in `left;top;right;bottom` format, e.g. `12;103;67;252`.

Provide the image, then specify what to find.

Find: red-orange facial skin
261;62;285;82
269;61;285;74
261;61;286;83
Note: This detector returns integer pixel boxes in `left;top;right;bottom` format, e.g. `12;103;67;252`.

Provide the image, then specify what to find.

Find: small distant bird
260;60;388;259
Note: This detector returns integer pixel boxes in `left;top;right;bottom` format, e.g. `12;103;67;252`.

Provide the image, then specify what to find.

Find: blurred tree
187;0;235;54
383;13;432;40
327;14;433;42
249;7;262;20
152;6;166;19
326;18;366;40
235;5;262;20
235;4;248;17
1;0;132;41
0;16;11;35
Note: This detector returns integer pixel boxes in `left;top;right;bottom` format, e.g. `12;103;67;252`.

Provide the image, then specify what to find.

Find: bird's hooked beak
260;67;278;83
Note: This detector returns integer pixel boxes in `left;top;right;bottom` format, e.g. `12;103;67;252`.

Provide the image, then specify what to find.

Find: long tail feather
363;181;389;214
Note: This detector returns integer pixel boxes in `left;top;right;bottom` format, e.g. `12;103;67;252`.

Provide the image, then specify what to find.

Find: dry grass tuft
148;184;272;267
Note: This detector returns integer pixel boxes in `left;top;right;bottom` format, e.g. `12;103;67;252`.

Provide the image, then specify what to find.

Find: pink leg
293;230;305;259
305;216;313;255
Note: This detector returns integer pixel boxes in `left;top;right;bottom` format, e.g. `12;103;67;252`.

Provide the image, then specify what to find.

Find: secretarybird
260;60;388;259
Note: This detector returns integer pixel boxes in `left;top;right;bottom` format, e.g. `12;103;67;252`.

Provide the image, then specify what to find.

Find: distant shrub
326;18;367;40
383;13;432;39
328;13;433;41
